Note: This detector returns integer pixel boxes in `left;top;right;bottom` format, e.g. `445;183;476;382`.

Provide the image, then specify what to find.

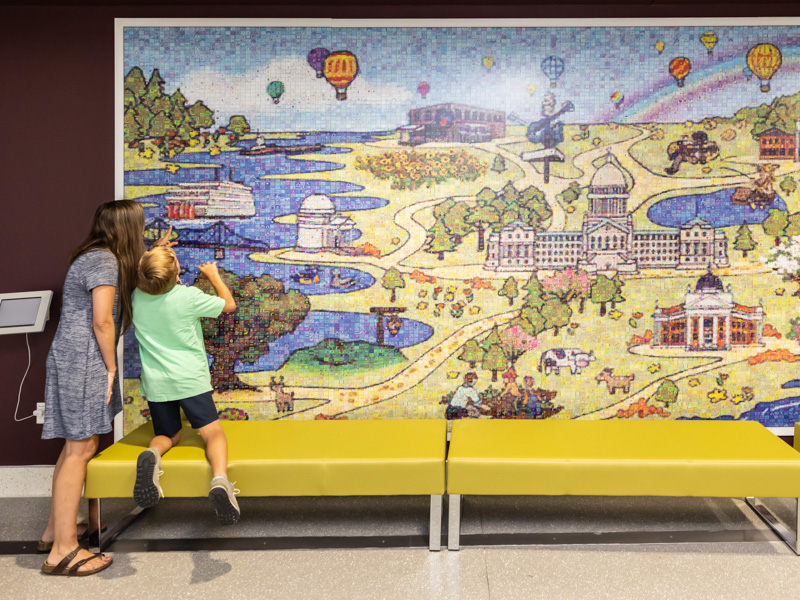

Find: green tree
540;298;572;336
442;202;472;239
610;274;626;309
457;339;484;369
475;186;496;205
519;185;552;226
149;112;173;138
590;275;615;316
481;342;508;382
133;104;154;138
653;379;679;407
124;67;147;101
124;108;143;144
734;224;757;258
763;209;789;246
780;175;797;197
498;276;519;306
144;68;166;107
381;267;405;302
194;269;310;390
786;212;800;237
492;155;506;173
426;221;456;260
466;203;500;252
557;181;581;205
187;101;215;130
522;272;546;309
123;88;137;109
499;180;519;205
226;115;251;135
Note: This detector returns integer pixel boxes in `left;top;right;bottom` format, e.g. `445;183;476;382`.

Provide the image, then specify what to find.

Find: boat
241;141;325;156
329;268;357;288
731;164;779;209
165;179;255;219
291;267;321;284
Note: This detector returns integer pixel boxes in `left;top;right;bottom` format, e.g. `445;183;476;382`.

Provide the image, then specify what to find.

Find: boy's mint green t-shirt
132;285;226;402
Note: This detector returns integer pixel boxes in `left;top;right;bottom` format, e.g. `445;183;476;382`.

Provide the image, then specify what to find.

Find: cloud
177;56;414;131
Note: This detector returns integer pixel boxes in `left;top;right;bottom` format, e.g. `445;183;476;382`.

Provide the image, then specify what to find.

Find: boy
131;246;240;524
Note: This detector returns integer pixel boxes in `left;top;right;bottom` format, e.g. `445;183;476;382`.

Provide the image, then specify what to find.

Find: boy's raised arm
198;261;237;313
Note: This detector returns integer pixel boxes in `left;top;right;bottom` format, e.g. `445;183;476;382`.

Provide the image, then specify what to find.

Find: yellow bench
447;420;800;553
86;419;447;550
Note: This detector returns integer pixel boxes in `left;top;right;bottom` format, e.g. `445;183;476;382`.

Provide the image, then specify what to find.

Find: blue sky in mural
124;24;800;132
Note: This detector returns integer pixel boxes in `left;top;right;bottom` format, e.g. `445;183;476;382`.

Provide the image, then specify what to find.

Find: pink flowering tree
541;268;591;312
764;236;800;296
500;323;539;365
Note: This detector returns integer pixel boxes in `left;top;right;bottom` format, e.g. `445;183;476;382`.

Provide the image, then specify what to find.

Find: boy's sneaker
209;476;241;525
133;448;163;508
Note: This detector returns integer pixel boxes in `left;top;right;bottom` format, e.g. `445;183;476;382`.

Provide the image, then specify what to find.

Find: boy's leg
134;400;182;508
197;420;227;478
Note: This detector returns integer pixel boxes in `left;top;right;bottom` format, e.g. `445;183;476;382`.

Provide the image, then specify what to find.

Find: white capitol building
295;194;356;252
484;153;730;273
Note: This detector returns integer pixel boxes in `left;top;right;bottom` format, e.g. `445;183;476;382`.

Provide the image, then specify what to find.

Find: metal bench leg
429;495;443;551
448;494;461;551
92;498;148;553
745;497;800;555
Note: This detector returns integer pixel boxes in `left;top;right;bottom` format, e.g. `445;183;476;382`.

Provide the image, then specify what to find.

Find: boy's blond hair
138;246;179;295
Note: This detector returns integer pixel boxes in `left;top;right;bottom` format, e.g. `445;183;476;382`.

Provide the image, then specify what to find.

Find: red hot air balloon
323;51;359;101
669;57;691;88
417;82;430;99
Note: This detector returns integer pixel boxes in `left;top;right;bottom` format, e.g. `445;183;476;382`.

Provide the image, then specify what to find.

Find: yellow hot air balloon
700;31;718;55
323;50;359;100
527;84;536;96
483;56;494;69
655;41;665;55
747;43;782;92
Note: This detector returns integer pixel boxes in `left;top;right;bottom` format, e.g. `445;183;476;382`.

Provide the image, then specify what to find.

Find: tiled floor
4;495;800;599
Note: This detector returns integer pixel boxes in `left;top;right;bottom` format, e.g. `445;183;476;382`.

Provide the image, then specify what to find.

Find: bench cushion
448;420;800;498
86;420;447;498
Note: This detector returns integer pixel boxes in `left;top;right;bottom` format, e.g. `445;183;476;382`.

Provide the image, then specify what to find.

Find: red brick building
401;103;506;144
756;127;799;160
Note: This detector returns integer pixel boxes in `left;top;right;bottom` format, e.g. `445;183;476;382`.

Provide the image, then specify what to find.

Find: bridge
146;219;269;259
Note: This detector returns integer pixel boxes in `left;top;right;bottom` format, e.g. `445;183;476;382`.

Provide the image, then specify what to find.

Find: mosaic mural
120;20;800;432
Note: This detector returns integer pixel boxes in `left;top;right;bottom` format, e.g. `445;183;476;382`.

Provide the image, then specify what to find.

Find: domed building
652;270;764;351
484;152;729;273
295;194;355;252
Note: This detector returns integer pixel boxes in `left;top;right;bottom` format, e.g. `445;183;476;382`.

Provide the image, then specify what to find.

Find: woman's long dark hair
70;200;145;332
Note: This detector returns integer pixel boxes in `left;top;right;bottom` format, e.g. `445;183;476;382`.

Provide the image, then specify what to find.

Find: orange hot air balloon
669;57;691;88
323;51;359;100
747;43;782;93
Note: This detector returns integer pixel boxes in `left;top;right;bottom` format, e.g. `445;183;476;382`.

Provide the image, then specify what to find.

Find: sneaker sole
209;487;241;525
133;452;161;509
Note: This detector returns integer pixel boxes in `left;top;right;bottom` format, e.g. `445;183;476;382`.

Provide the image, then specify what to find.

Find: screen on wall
118;18;800;433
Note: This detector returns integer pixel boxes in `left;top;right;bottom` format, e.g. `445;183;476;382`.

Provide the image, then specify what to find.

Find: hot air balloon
700;31;718;55
527;84;536;96
743;66;753;80
610;92;624;110
323;50;359;101
541;56;565;88
747;43;782;93
417;82;430;99
669;57;691;88
267;81;285;104
307;47;330;78
483;56;494;69
655;41;665;55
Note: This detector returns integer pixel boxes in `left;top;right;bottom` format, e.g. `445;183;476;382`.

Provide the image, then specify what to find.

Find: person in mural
520;375;544;418
131;246;241;526
445;372;482;420
39;200;172;576
498;367;524;416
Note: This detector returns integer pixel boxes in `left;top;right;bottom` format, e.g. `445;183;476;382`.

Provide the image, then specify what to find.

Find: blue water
647;188;787;229
679;383;800;428
124;310;433;378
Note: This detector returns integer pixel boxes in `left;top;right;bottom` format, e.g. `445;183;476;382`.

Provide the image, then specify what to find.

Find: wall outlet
34;402;45;424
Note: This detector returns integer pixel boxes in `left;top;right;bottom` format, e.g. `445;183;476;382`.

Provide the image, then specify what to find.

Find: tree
540;299;572;336
475;186;496;205
466;203;500;252
734;224;757;258
522;272;546;309
653;379;679;407
144;69;166;107
519;185;552;227
226;115;251;135
786;212;800;237
590;275;616;316
498;276;519;306
499;181;519;205
381;267;405;302
765;237;800;296
124;67;147;102
482;342;508;382
780;175;797;197
763;209;789;246
149;112;173;138
492;155;506;173
457;339;484;368
124;109;143;144
426;221;456;260
557;181;581;205
188;101;215;130
442;202;472;239
194;269;310;390
542;268;590;312
610;274;626;309
499;324;538;365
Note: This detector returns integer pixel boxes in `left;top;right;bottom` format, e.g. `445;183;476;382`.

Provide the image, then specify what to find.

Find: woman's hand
154;225;177;248
106;370;116;405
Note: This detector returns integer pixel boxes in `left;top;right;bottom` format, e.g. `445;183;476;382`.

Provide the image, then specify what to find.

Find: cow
538;348;596;375
595;368;635;395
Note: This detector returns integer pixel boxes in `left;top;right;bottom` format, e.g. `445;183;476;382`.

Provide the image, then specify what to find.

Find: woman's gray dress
42;250;123;440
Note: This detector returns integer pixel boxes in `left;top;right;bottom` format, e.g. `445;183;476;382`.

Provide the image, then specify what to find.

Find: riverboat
291;267;321;284
240;142;325;156
165;180;256;219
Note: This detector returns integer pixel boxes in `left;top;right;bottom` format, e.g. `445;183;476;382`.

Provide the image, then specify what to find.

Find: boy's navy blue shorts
147;391;219;438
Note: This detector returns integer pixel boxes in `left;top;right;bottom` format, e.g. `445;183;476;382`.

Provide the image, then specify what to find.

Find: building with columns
484;153;729;273
652;271;764;351
295;194;356;252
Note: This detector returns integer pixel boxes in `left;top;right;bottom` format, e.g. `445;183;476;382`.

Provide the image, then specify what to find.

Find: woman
38;200;170;576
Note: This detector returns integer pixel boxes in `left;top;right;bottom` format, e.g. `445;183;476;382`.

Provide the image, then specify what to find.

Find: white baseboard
0;465;54;498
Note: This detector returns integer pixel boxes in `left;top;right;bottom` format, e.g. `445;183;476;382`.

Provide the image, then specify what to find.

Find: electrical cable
14;333;35;422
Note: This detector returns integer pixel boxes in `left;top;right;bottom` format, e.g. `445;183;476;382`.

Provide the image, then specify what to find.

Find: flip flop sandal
37;523;108;553
41;546;113;576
